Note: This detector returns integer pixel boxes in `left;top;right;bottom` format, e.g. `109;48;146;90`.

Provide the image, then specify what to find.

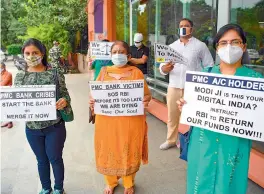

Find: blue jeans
26;121;66;190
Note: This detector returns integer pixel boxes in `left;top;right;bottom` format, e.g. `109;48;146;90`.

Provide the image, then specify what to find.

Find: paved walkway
1;60;264;194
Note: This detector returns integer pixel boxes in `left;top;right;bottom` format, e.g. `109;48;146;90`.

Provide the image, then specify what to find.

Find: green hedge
7;44;22;55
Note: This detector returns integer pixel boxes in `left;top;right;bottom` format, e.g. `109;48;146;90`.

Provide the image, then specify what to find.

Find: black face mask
178;27;192;37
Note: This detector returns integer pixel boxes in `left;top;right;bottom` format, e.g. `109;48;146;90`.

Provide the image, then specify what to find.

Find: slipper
124;187;134;194
7;122;13;129
1;123;8;128
159;142;176;150
104;185;115;194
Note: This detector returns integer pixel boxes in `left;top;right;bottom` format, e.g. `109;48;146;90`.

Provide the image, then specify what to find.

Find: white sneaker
159;142;176;150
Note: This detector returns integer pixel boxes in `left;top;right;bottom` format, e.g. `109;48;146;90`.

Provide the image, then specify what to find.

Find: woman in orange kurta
90;41;151;194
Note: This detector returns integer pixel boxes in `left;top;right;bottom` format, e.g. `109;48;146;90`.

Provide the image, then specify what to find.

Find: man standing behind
129;33;149;78
49;41;64;71
159;18;214;150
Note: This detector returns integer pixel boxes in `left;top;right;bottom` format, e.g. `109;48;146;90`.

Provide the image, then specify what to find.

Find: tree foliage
19;23;71;56
20;0;87;33
235;0;264;49
7;44;22;55
1;0;87;56
1;0;27;48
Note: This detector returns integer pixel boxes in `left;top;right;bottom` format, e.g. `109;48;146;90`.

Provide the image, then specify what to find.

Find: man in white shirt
159;18;214;150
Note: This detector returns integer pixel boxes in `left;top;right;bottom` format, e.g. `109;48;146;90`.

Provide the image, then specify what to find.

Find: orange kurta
94;66;150;176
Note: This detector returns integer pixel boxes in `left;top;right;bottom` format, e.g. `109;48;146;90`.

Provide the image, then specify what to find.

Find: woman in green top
178;24;263;194
14;39;72;194
90;39;113;80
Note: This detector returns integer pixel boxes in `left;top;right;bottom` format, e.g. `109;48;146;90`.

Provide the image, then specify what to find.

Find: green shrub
7;44;22;55
19;22;71;57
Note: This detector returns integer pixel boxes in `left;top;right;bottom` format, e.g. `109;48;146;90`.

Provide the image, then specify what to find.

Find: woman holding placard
89;40;151;194
14;38;73;194
177;24;263;194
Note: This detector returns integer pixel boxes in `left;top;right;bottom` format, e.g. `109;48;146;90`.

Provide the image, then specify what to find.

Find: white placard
181;71;264;142
90;41;114;60
89;80;144;116
1;85;57;121
154;43;188;65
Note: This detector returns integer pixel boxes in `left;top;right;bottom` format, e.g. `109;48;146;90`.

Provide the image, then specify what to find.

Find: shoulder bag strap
52;69;60;100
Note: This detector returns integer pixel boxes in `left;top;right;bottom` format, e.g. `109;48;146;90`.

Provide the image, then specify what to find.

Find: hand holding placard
180;71;264;142
1;85;57;121
161;62;174;73
89;80;144;116
155;43;188;65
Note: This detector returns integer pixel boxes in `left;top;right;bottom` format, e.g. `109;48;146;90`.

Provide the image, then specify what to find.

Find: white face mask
217;44;243;65
25;56;42;67
111;54;128;67
135;42;142;48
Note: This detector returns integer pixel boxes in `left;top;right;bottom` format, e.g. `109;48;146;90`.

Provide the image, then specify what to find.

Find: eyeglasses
217;39;243;48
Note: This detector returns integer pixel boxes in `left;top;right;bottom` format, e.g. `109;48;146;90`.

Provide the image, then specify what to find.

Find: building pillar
183;2;190;19
87;0;95;41
88;0;115;41
217;0;230;31
124;0;129;43
103;0;116;41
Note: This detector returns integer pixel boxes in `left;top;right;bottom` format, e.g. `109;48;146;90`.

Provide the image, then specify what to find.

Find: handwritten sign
181;71;264;142
89;80;144;116
154;43;188;65
1;85;57;121
90;41;114;60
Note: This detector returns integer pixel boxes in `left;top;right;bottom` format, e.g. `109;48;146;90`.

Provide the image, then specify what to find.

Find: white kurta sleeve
200;43;214;68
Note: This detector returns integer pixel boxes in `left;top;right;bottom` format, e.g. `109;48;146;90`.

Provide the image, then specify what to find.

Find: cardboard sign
89;80;144;116
90;41;114;60
1;85;57;121
155;43;188;65
181;71;264;142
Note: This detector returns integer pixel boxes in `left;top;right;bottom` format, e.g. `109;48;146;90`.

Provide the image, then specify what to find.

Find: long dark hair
22;38;48;67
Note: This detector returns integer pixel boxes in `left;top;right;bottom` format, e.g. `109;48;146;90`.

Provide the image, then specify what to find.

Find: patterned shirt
49;46;62;68
14;69;71;129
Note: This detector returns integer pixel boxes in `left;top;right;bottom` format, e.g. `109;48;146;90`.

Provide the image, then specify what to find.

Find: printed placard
1;85;57;121
89;80;144;116
90;41;114;60
180;71;264;142
154;43;188;65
